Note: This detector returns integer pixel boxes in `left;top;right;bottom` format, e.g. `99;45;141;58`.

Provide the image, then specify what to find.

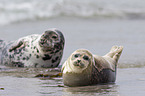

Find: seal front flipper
9;39;25;52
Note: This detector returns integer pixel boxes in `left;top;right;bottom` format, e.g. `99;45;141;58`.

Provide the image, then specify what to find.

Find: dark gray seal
62;46;123;86
0;28;65;68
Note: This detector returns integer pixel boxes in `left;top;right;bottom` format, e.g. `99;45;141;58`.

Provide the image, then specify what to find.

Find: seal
0;28;65;68
62;46;123;86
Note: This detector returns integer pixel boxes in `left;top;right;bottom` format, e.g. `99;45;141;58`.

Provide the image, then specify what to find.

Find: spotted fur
0;28;65;68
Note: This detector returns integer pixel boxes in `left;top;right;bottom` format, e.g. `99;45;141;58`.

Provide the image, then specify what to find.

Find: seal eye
52;36;57;39
74;54;79;58
83;55;89;60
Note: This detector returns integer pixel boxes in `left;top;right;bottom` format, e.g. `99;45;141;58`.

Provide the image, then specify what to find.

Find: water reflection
63;84;119;96
37;77;119;96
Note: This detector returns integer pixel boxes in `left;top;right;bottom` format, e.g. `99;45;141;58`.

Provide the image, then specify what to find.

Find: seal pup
0;28;65;68
62;46;123;86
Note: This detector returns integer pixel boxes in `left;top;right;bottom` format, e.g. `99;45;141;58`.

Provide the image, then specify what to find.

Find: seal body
0;28;65;68
62;46;123;86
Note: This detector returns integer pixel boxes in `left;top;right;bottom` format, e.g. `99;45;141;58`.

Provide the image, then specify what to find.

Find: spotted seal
0;28;65;68
62;46;123;86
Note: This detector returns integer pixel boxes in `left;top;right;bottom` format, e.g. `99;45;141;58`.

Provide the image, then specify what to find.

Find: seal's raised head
62;49;94;73
39;28;65;53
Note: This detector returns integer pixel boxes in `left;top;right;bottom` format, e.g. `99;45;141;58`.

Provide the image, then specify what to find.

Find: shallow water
0;68;145;96
0;17;145;96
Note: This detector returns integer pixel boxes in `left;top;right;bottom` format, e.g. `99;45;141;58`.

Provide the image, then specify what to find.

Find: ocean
0;0;145;25
0;0;145;96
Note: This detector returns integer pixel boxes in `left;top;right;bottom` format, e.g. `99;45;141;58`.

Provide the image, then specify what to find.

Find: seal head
39;28;64;54
62;49;93;74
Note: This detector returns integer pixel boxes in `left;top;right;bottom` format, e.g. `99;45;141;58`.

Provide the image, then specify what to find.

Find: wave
0;0;145;25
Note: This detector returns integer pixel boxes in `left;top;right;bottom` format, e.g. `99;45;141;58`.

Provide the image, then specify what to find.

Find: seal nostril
77;60;81;63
